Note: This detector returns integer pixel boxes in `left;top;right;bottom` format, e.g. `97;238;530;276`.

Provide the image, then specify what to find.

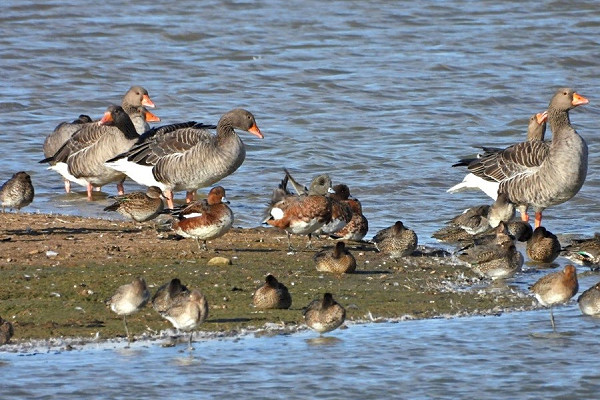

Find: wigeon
313;241;356;274
303;293;346;335
103;185;165;223
253;274;292;309
170;186;234;250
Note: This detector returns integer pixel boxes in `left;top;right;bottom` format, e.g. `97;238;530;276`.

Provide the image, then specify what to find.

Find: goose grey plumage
449;88;588;228
105;108;262;209
42;86;156;193
42;105;153;200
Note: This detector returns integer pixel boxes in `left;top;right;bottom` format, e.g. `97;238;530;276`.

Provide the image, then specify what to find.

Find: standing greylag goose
43;86;156;193
449;89;588;228
42;105;156;200
447;111;548;201
106;108;262;209
0;171;34;212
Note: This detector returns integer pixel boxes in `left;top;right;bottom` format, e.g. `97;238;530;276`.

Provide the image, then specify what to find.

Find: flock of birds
1;86;600;346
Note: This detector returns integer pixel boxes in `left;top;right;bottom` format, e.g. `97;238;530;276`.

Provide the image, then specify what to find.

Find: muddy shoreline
0;212;537;351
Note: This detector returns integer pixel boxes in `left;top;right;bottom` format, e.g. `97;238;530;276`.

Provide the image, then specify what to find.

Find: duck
105;108;262;209
303;293;346;335
331;190;369;241
283;168;332;196
506;220;533;242
0;171;34;212
526;226;561;264
530;264;579;330
160;289;209;350
459;239;523;280
578;281;600;316
151;278;190;314
43;86;157;193
562;234;600;270
372;221;418;258
252;274;292;309
107;277;150;344
103;185;165;223
0;315;14;345
449;88;589;228
432;204;491;243
170;186;234;250
263;174;332;251
314;241;357;274
318;184;353;236
41;105;159;200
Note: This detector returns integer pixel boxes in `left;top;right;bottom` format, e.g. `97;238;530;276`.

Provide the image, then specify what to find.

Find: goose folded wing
467;140;550;183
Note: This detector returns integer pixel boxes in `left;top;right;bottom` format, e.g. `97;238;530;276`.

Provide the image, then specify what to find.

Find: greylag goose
313;241;357;274
448;111;548;200
103;185;165;223
530;264;578;330
107;277;150;345
41;105;155;200
106;108;262;209
449;88;588;228
160;289;209;351
252;275;292;309
372;221;418;258
43;86;156;193
170;186;234;250
303;293;346;335
0;171;34;212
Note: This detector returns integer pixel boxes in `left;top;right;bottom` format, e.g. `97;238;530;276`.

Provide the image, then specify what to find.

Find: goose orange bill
142;94;155;108
98;110;113;125
536;111;548;124
572;93;589;106
248;123;264;139
144;109;161;122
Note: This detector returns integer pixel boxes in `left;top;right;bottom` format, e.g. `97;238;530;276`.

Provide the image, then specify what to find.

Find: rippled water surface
2;0;600;398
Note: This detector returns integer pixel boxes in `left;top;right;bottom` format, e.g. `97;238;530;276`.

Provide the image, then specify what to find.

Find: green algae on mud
0;213;535;343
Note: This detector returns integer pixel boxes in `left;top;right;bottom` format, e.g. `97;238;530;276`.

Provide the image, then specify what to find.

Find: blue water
2;0;600;398
2;304;599;400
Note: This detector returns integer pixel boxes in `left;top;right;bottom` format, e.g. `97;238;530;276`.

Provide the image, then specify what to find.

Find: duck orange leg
534;212;543;229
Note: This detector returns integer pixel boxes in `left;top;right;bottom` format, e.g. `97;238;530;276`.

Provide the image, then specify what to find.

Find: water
1;0;600;397
2;298;600;400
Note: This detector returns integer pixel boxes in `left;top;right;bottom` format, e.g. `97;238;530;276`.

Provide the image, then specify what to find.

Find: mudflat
0;212;534;344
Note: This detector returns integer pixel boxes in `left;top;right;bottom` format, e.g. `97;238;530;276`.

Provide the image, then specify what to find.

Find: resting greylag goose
106;108;262;209
41;105;157;200
449;88;588;228
42;86;156;193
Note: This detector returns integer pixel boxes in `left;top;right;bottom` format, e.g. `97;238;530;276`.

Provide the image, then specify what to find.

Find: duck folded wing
467;140;551;183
